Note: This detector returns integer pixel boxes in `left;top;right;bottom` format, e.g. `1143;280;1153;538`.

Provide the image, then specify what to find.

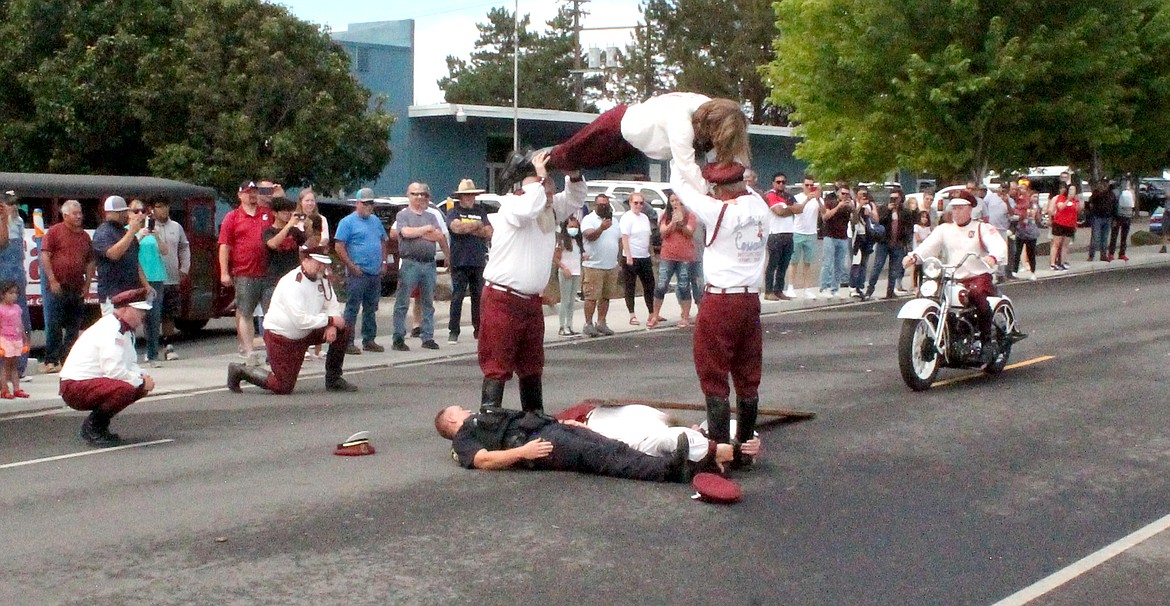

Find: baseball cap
238;181;258;193
355;187;376;202
111;288;152;310
103;195;128;212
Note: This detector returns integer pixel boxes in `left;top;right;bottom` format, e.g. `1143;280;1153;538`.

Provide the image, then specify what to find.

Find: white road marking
989;511;1170;605
0;439;174;470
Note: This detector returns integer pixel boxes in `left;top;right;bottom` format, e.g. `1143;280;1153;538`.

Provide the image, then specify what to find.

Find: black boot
227;362;271;393
980;339;999;366
666;432;693;483
705;395;732;443
481;377;506;409
497;148;533;193
80;410;121;447
518;375;544;413
733;397;759;470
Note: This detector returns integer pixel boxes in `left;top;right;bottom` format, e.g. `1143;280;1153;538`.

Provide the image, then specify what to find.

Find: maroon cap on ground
692;472;742;504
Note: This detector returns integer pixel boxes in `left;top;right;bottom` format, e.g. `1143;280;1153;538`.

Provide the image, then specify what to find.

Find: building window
357;47;370;73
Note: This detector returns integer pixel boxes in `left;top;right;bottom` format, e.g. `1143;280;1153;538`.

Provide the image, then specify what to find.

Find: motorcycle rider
902;190;1008;365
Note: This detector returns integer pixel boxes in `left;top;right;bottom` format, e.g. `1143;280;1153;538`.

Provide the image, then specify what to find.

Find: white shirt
154;218;191;285
60;314;145;387
671;176;769;289
910;220;1009;280
619;211;652;259
483;178;586;295
765;190;795;234
263;266;342;340
792;193;821;235
558;242;582;276
581;211;622;270
981;192;1010;232
621;92;718;193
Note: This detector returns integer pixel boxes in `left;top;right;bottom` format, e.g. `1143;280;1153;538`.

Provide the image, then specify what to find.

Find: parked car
1138;178;1169;215
1151;207;1164;236
586;180;672;214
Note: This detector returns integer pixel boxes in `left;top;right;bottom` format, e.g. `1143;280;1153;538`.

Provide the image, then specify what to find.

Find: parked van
586;180;673;213
0;172;228;332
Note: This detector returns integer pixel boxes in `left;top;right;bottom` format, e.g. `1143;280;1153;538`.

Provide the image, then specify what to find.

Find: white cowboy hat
453;179;485;195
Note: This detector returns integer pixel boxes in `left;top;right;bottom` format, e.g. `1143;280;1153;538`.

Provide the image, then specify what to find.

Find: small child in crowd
0;281;29;398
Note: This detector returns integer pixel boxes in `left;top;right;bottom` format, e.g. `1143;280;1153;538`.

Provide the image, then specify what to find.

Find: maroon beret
949;190;978;206
555;402;598;423
701;162;747;185
111;288;152;310
692;472;742;504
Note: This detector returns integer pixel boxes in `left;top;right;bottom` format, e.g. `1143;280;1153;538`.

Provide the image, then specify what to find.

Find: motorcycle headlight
956;287;970;307
919;280;939;297
922;257;943;280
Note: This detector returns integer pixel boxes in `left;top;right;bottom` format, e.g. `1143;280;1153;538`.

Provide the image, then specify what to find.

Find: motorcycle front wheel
899;316;940;391
983;307;1013;375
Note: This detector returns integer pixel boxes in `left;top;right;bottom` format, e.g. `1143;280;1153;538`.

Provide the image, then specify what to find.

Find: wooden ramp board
579;398;816;421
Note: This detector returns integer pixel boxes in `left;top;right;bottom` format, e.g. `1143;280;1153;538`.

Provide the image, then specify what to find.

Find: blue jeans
654;259;692;302
688;260;704;304
144;281;164;361
1088;216;1111;258
392;259;435;341
819;238;850;292
43;287;85;365
448;265;484;337
345;271;383;345
868;242;906;295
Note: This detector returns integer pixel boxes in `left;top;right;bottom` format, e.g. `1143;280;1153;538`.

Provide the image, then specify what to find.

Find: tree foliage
439;6;599;112
635;0;785;125
766;0;1167;182
0;0;393;196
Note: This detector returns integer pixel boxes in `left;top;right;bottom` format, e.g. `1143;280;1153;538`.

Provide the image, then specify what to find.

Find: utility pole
563;0;589;112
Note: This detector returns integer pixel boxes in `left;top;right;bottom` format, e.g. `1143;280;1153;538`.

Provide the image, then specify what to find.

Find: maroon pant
548;105;638;171
60;378;145;415
478;285;544;382
693;292;762;399
960;272;996;337
263;325;350;394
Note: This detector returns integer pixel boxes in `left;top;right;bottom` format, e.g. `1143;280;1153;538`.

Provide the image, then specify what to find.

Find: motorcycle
897;253;1026;391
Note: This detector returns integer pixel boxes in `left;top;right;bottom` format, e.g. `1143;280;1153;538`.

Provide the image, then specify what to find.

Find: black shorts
1051;224;1076;238
162;284;181;318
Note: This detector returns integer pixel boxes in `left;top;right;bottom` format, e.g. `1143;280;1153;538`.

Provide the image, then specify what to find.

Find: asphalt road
2;266;1169;606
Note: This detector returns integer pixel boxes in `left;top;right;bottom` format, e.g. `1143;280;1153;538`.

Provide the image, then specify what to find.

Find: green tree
439;6;599;112
766;0;1158;183
0;0;392;196
630;0;785;124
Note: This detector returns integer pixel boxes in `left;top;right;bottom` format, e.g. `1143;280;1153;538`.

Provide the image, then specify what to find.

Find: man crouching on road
227;249;357;394
59;288;155;447
434;405;692;482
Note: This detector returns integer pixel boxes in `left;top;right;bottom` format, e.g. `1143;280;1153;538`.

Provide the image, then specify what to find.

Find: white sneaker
894;288;911;297
783;286;796;298
1029;271;1037;281
819;290;834;299
804;288;817;300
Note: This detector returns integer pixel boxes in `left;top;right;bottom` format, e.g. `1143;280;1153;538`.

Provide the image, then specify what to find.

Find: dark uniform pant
531;423;675;482
262;325;350;394
693;291;762;399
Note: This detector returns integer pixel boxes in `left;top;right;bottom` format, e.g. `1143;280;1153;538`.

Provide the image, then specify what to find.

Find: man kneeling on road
434;405;692;482
59;288;155;447
228;249;357;394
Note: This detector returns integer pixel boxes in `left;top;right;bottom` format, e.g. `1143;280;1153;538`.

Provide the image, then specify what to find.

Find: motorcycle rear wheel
899;316;939;391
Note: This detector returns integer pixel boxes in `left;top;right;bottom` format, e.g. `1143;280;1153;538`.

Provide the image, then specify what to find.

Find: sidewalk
5;243;1169;418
